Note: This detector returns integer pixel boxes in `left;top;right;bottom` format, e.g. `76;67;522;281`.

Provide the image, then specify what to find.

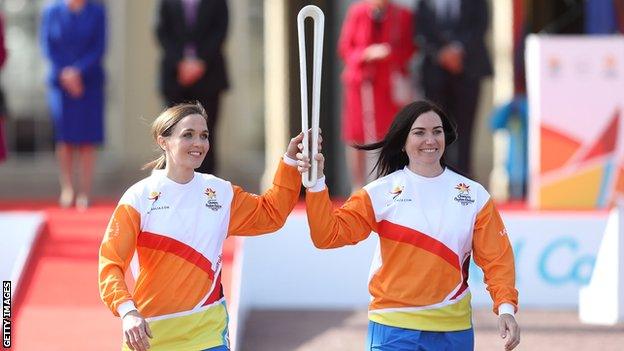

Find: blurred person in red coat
338;0;416;191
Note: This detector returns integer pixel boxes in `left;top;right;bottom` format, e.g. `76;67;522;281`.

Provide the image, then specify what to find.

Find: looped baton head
297;5;324;188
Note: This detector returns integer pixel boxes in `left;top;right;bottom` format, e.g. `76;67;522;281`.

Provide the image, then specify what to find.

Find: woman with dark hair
99;102;303;351
355;100;458;177
297;100;520;350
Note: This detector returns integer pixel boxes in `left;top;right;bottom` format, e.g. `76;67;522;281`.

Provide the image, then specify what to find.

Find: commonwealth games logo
453;183;474;206
205;188;222;211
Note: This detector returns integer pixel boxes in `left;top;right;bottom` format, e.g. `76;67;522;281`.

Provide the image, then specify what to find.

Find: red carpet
3;201;236;351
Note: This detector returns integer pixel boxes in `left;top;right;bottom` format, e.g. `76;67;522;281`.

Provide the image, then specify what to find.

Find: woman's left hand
286;129;322;160
286;132;304;160
498;314;520;350
60;66;84;98
363;43;390;62
122;310;152;351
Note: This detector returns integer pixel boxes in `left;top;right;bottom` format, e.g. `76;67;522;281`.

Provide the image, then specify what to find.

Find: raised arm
296;141;377;249
227;133;304;236
306;186;377;249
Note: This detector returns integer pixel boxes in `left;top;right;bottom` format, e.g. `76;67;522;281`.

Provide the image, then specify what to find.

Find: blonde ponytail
142;154;167;171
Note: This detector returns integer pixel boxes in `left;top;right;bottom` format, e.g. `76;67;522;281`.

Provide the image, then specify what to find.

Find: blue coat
40;1;106;144
490;96;528;199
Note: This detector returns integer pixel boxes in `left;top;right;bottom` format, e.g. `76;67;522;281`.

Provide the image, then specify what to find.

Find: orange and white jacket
99;159;300;350
306;167;518;332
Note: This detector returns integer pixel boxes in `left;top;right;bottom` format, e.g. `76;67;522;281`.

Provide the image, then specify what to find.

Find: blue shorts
366;321;474;351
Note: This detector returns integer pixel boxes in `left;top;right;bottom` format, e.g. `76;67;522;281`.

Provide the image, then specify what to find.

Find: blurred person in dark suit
155;0;229;175
415;0;492;177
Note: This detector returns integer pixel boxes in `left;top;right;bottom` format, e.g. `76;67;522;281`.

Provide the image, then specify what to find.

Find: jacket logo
205;188;222;211
388;185;412;203
453;183;475;206
147;191;170;213
390;186;403;199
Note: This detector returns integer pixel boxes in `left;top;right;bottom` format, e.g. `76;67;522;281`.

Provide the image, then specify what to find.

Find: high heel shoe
59;189;74;208
76;194;90;211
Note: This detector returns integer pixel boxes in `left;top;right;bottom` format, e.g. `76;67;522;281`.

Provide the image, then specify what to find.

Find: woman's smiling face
404;111;445;171
160;114;209;172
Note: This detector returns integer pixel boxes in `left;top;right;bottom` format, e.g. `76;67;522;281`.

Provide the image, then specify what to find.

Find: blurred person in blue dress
40;0;106;209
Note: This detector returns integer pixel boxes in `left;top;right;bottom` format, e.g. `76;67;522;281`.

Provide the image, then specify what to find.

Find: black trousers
165;91;221;175
422;64;481;177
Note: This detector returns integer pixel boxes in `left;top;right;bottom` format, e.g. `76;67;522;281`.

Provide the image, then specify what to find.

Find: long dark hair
355;100;457;178
143;102;209;170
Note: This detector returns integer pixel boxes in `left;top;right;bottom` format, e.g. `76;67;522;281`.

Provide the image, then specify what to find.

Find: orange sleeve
228;159;301;236
472;199;519;314
306;188;377;249
98;204;140;316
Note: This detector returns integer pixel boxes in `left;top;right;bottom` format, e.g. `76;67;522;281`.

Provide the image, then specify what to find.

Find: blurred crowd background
0;0;620;203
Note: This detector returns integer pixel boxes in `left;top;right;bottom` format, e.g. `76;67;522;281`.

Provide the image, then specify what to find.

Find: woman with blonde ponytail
98;102;305;351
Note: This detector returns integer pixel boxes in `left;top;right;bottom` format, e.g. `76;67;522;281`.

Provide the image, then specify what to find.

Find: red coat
338;1;415;144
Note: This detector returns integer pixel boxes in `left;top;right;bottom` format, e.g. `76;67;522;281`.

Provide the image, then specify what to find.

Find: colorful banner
526;35;624;209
